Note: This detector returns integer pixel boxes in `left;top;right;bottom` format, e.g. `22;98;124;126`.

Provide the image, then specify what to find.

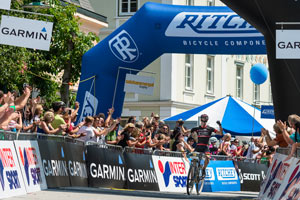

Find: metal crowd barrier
276;147;291;156
0;130;85;146
124;146;153;155
153;150;183;157
85;141;123;152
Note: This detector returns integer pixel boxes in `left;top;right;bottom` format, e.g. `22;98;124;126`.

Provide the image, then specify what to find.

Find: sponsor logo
216;167;238;181
0;148;21;190
68;161;87;178
157;160;187;188
165;12;262;37
1;27;49;41
18;147;40;186
42;159;68;177
127;168;157;183
279;165;300;199
109;30;139;63
262;109;274;115
277;41;300;49
78;91;98;123
90;163;126;181
205;167;215;181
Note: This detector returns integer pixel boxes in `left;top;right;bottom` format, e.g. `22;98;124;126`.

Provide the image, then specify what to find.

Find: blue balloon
250;63;268;84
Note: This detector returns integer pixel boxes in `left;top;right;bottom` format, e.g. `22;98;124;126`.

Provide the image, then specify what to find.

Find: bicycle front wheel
187;163;197;195
196;167;205;195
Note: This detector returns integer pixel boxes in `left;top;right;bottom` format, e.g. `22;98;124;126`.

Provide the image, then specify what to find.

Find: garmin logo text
68;161;87;178
90;163;125;181
1;27;48;41
127;168;157;183
165;12;262;37
216;167;238;180
109;30;139;63
42;159;68;177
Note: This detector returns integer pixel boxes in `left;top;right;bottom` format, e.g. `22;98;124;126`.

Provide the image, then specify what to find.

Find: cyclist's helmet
200;114;209;122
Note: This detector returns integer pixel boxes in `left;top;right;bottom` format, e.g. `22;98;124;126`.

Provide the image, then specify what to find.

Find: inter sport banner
0;141;27;199
258;153;300;200
152;155;190;193
236;161;268;192
123;152;159;191
37;140;71;187
124;74;155;96
0;0;11;10
0;15;53;51
203;160;240;192
86;145;126;189
63;142;88;187
14;141;47;193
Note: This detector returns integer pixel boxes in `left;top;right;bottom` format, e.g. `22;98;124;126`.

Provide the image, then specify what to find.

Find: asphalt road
6;187;258;200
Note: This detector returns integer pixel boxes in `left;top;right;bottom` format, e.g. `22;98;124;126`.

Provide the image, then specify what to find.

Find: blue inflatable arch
76;2;266;120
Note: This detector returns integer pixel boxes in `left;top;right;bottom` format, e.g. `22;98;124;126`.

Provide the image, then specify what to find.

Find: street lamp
23;0;51;9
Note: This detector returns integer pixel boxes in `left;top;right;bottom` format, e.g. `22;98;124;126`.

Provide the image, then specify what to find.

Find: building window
207;0;215;6
186;0;194;5
269;82;273;103
253;84;260;104
119;0;138;16
185;54;193;91
236;65;243;99
206;56;214;94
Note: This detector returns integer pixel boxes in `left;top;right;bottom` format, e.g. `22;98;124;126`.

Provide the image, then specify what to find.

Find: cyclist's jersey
191;125;217;146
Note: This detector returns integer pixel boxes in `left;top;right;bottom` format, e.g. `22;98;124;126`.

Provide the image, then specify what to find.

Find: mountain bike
186;152;206;195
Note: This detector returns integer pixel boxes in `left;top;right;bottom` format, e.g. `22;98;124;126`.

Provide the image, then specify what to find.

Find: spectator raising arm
14;86;31;111
277;120;294;145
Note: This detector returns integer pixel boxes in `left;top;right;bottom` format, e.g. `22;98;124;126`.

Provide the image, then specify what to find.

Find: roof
62;0;107;24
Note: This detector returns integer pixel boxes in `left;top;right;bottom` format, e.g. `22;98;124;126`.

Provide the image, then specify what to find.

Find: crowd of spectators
0;85;299;166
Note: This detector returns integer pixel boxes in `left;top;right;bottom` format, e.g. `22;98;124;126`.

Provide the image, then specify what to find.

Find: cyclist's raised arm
215;121;223;136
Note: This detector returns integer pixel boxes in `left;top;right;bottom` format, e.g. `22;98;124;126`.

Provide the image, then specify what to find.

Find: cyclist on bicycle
191;114;223;177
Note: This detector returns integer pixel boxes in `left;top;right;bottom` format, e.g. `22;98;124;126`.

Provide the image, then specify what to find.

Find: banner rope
26;71;96;85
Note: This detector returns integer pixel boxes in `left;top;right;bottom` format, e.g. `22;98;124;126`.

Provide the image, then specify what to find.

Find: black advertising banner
236;161;268;192
123;152;159;191
63;143;88;187
37;140;70;188
86;146;126;189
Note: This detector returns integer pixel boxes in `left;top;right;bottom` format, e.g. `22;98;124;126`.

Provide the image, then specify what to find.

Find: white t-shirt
246;143;260;160
77;125;97;143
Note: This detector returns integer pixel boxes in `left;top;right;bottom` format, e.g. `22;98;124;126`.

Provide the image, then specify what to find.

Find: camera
68;110;72;115
216;120;221;126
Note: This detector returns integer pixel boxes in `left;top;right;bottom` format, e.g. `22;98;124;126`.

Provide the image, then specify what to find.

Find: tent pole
251;105;255;137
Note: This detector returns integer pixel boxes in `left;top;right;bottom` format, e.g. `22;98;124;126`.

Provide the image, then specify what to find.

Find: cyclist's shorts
195;145;210;154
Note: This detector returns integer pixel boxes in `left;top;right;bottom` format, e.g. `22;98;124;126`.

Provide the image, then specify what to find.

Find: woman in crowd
172;132;194;153
218;133;232;156
37;111;66;135
209;137;219;155
117;123;137;148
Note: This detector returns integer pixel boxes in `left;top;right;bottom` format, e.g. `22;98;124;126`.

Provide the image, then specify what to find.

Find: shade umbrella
164;96;275;136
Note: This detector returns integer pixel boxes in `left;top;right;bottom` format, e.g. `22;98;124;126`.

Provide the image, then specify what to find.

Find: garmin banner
77;2;266;119
0;15;53;51
63;142;88;187
203;160;240;192
86;146;126;189
37;140;70;187
14;141;47;193
276;30;300;59
236;161;268;192
0;141;27;199
152;155;190;193
123;152;159;191
0;0;11;10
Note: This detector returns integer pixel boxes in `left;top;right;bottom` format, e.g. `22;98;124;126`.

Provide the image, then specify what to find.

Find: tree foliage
0;0;99;107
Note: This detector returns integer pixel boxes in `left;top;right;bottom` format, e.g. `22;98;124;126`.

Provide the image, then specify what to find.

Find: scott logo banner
0;0;11;10
0;15;53;51
0;141;26;199
14;141;47;193
152;155;189;193
78;91;98;123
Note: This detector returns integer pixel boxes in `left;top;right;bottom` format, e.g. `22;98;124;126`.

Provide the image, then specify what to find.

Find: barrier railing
124;146;153;155
85;141;123;152
276;147;291;156
153;150;183;157
0;130;85;146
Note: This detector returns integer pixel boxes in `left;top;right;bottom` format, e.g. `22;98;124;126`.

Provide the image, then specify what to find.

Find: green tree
0;0;99;107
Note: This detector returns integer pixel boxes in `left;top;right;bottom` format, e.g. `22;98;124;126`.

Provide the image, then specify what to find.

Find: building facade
89;0;272;120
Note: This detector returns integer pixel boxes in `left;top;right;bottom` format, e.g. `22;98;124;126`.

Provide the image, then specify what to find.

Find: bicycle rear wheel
187;162;197;195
